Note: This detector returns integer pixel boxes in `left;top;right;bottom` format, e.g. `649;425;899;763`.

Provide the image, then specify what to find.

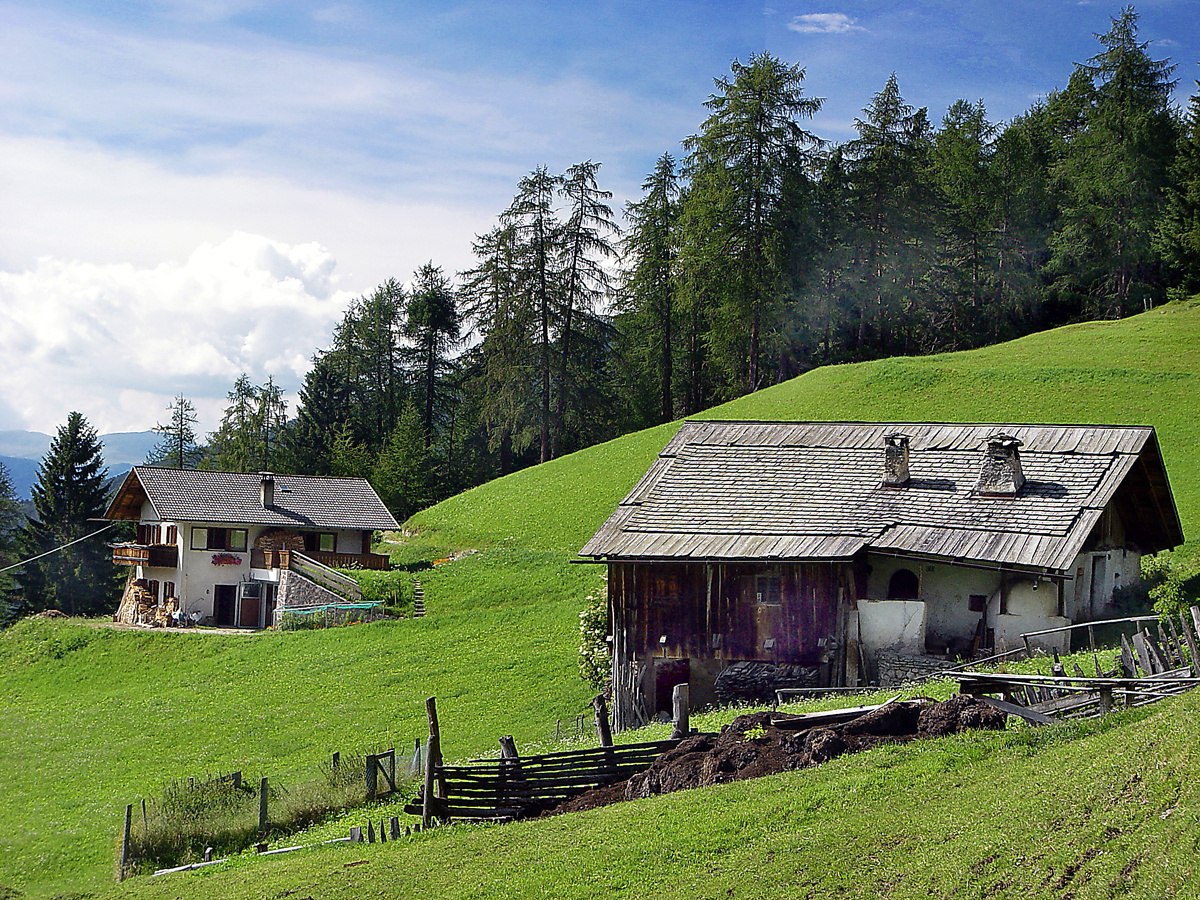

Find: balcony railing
250;549;391;572
111;544;179;568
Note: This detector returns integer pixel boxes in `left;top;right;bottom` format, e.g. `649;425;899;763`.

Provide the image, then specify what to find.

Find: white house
105;467;399;628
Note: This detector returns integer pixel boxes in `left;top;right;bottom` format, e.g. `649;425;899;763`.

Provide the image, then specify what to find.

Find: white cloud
787;13;865;35
0;233;357;435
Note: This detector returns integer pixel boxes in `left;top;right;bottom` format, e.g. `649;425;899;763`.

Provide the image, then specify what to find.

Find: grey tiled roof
580;421;1183;573
106;467;400;530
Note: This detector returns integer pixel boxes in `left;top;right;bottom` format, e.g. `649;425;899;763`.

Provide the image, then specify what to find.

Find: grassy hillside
107;690;1200;900
4;299;1200;899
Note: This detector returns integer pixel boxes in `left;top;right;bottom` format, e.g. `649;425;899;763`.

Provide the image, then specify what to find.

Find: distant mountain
0;430;156;498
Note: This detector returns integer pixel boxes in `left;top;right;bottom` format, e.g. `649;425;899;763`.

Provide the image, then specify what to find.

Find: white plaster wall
858;600;926;654
1066;548;1140;620
867;554;1001;652
992;579;1070;655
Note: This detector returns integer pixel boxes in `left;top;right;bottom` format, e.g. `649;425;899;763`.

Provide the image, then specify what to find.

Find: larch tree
147;394;202;468
680;53;822;395
1050;6;1177;316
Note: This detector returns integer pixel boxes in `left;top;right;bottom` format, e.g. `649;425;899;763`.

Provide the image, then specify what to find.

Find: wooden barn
578;422;1183;730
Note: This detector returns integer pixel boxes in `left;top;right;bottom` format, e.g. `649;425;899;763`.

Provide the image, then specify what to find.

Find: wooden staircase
412;581;426;618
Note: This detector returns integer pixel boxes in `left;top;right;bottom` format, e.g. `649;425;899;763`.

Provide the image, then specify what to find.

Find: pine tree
16;412;116;616
283;355;351;475
0;461;23;602
405;262;461;449
371;405;429;521
1157;81;1200;297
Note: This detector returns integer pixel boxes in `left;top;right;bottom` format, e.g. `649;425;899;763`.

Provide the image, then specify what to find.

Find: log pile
114;579;181;627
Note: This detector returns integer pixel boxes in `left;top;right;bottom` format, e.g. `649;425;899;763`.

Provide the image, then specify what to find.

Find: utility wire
0;523;118;575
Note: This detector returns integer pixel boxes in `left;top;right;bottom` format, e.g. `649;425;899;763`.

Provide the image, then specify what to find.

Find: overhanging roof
579;421;1184;574
105;466;400;531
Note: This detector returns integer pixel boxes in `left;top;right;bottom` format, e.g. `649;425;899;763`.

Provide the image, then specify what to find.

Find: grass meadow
4;299;1200;897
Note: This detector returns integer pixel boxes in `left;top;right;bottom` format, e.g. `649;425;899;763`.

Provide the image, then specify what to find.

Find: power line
0;523;118;575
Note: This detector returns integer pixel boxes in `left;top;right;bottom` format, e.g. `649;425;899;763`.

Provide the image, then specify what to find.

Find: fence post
670;683;690;740
593;694;613;747
119;803;132;882
423;697;445;829
141;798;147;836
332;751;340;771
258;777;269;838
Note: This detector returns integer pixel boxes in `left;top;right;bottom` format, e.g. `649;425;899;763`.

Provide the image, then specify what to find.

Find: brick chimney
882;432;911;488
976;433;1025;496
260;472;275;508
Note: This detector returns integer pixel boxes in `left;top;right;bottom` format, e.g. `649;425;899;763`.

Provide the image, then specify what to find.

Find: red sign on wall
211;553;242;566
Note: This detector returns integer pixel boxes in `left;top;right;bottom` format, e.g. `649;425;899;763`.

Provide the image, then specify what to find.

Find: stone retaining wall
877;650;949;686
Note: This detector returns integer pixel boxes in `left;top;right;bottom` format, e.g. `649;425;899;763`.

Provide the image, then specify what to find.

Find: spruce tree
17;412;116;617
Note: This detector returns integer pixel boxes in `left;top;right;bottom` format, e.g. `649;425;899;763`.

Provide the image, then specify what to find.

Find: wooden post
231;770;242;789
141;798;147;836
332;751;340;770
258;777;269;838
349;826;362;842
1022;635;1033;660
593;694;613;748
1180;610;1200;675
119;803;132;881
498;736;519;758
1098;686;1115;714
1088;624;1097;654
389;816;401;840
204;847;213;863
367;819;375;843
423;697;444;829
670;683;689;740
379;818;386;843
365;753;377;800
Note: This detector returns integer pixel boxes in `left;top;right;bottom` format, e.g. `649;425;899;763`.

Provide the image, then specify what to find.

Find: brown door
239;594;260;628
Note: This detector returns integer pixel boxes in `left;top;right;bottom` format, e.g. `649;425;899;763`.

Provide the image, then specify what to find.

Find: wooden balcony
112;544;178;568
250;549;391;572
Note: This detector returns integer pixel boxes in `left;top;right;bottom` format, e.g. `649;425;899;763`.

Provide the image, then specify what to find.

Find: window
165;525;178;545
164;581;176;600
968;594;987;613
887;569;919;601
755;575;782;606
318;533;337;553
146;580;159;601
191;527;248;552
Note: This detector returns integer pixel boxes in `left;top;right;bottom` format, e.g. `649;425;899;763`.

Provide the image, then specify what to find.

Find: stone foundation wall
876;650;949;686
277;570;346;610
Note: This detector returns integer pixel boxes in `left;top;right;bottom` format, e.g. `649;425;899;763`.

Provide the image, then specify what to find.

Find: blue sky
1;0;1198;436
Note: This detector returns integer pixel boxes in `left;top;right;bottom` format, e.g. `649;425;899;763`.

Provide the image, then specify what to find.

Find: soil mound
35;609;68;619
547;695;1005;817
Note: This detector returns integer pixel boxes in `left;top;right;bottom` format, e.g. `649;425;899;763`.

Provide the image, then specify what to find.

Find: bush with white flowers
577;591;611;692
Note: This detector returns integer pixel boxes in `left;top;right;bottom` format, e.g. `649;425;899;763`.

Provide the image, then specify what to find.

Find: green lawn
5;299;1200;898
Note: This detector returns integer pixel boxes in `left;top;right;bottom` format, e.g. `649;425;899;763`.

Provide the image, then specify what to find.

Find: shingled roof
105;467;399;531
579;422;1183;574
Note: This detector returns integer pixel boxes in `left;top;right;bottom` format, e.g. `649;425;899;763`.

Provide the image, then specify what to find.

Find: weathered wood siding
608;560;851;730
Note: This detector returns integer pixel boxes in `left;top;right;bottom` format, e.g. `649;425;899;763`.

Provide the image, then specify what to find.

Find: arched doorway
887;568;919;601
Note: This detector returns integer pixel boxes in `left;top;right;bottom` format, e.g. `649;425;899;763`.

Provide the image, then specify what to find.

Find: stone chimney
260;472;275;508
976;433;1025;496
882;432;911;488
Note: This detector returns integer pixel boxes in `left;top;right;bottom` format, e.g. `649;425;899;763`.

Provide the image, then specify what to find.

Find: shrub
578;591;610;692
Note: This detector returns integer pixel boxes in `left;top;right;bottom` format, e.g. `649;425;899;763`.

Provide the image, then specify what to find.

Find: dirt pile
548;695;1005;816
